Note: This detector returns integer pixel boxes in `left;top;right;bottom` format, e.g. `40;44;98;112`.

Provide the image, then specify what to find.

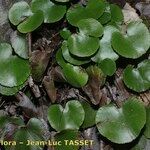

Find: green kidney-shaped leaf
17;10;43;33
123;60;150;92
81;101;97;128
61;41;90;65
99;59;116;76
62;63;89;87
0;43;30;87
112;22;150;58
10;31;28;59
31;0;66;23
77;18;104;37
68;33;99;57
92;25;119;63
54;130;79;150
96;98;146;144
48;100;85;131
9;1;33;25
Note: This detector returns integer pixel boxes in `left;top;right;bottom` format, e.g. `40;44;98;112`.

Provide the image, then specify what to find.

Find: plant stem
28;76;41;98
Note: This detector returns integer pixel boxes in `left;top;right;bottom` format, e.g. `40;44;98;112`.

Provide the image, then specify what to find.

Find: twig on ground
28;76;41;98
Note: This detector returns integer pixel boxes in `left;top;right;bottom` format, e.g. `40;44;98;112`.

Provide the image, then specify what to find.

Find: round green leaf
68;33;99;57
0;84;25;96
144;107;150;138
17;10;43;33
54;130;79;150
77;18;104;37
92;25;119;63
0;43;30;87
96;98;146;144
62;64;88;87
123;60;150;92
48;100;85;131
110;4;123;23
10;31;28;59
81;101;97;128
9;1;33;26
66;4;88;27
99;59;116;76
60;28;71;40
112;22;150;58
61;41;90;65
31;0;66;23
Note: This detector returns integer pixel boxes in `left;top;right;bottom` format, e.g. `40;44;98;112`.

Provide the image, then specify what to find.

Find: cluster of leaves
9;0;67;33
2;0;149;94
0;98;150;150
57;0;150;92
0;0;68;95
47;98;149;149
0;0;149;149
0;115;45;150
0;32;30;95
48;100;85;150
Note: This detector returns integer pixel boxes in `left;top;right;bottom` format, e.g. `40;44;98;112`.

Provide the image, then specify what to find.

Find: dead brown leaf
30;50;50;82
43;75;56;103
